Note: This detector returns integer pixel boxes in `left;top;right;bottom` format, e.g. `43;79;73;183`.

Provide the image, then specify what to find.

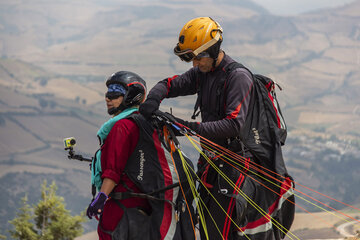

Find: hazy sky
251;0;356;15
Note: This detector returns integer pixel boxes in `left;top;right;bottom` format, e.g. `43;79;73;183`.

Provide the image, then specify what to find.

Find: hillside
75;210;360;240
1;0;359;137
0;0;360;238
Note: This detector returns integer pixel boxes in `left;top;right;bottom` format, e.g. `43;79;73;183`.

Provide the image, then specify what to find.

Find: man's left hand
155;111;200;134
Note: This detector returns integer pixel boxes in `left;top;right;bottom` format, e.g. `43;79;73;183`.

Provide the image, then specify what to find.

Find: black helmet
106;71;147;114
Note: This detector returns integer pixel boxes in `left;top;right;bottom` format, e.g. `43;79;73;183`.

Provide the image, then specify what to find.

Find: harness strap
110;192;176;207
191;83;202;120
119;177;134;193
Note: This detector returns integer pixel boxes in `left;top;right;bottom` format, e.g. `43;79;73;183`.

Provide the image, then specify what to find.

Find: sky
251;0;356;15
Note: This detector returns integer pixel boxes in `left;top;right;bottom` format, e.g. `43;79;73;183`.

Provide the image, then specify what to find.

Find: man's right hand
139;98;160;119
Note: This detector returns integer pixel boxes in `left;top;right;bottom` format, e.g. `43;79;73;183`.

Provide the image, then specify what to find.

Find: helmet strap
107;105;126;116
212;56;218;69
206;40;222;69
107;107;117;115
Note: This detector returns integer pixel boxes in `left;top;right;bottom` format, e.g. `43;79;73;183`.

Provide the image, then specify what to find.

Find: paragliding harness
92;113;196;240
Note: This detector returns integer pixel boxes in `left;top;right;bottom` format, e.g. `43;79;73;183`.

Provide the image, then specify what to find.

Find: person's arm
140;68;199;118
86;119;139;219
101;119;139;184
99;178;116;196
86;179;115;219
149;68;199;99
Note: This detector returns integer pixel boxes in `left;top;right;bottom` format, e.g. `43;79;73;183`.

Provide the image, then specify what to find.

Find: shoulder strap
191;62;248;120
216;61;250;117
224;62;246;74
191;76;202;120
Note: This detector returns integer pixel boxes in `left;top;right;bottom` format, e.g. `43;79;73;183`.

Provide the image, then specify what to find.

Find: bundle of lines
168;127;360;240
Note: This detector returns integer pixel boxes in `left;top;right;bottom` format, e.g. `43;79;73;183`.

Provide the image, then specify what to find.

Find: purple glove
86;192;108;219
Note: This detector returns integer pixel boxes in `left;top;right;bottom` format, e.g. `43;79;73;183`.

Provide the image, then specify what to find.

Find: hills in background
2;0;360;136
0;0;360;237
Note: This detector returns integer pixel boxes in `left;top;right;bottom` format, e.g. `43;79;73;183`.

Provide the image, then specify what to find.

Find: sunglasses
105;92;123;100
174;31;221;62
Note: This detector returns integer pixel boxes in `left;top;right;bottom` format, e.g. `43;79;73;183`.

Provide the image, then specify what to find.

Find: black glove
175;117;200;134
153;110;200;134
153;111;182;136
86;192;108;219
139;98;160;119
153;110;177;123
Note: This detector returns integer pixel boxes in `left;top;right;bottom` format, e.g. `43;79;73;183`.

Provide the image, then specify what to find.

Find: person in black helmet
86;71;195;240
85;71;149;240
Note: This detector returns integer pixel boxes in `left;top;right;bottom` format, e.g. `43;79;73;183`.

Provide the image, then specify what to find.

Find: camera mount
64;137;92;163
66;147;92;162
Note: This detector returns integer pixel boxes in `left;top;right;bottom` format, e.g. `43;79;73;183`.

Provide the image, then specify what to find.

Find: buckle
203;149;217;159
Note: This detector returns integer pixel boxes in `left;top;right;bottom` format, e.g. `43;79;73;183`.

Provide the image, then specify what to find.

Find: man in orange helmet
140;17;290;239
139;17;254;239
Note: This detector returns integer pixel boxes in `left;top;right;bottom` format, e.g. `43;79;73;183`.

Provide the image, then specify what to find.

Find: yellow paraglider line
162;124;199;239
185;134;299;240
185;135;298;238
177;148;224;239
177;148;209;240
193;131;360;216
193;134;360;226
168;150;198;239
178;148;252;240
169;122;360;237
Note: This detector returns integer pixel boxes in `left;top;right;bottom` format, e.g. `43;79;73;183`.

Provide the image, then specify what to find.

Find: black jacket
147;53;253;147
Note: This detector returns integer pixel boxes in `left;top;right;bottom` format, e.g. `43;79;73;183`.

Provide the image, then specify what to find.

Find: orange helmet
174;17;223;62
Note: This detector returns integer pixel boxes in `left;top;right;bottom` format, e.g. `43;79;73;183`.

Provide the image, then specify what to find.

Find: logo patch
252;128;261;144
137;149;145;181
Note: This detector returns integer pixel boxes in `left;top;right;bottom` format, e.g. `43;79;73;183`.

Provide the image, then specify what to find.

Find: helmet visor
174;45;196;62
105;92;122;100
105;84;126;99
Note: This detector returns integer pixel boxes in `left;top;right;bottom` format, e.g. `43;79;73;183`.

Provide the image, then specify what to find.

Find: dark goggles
105;92;123;100
173;46;196;62
173;46;210;62
105;83;126;100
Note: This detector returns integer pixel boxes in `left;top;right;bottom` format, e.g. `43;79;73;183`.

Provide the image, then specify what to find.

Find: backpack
192;61;289;176
224;62;289;176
